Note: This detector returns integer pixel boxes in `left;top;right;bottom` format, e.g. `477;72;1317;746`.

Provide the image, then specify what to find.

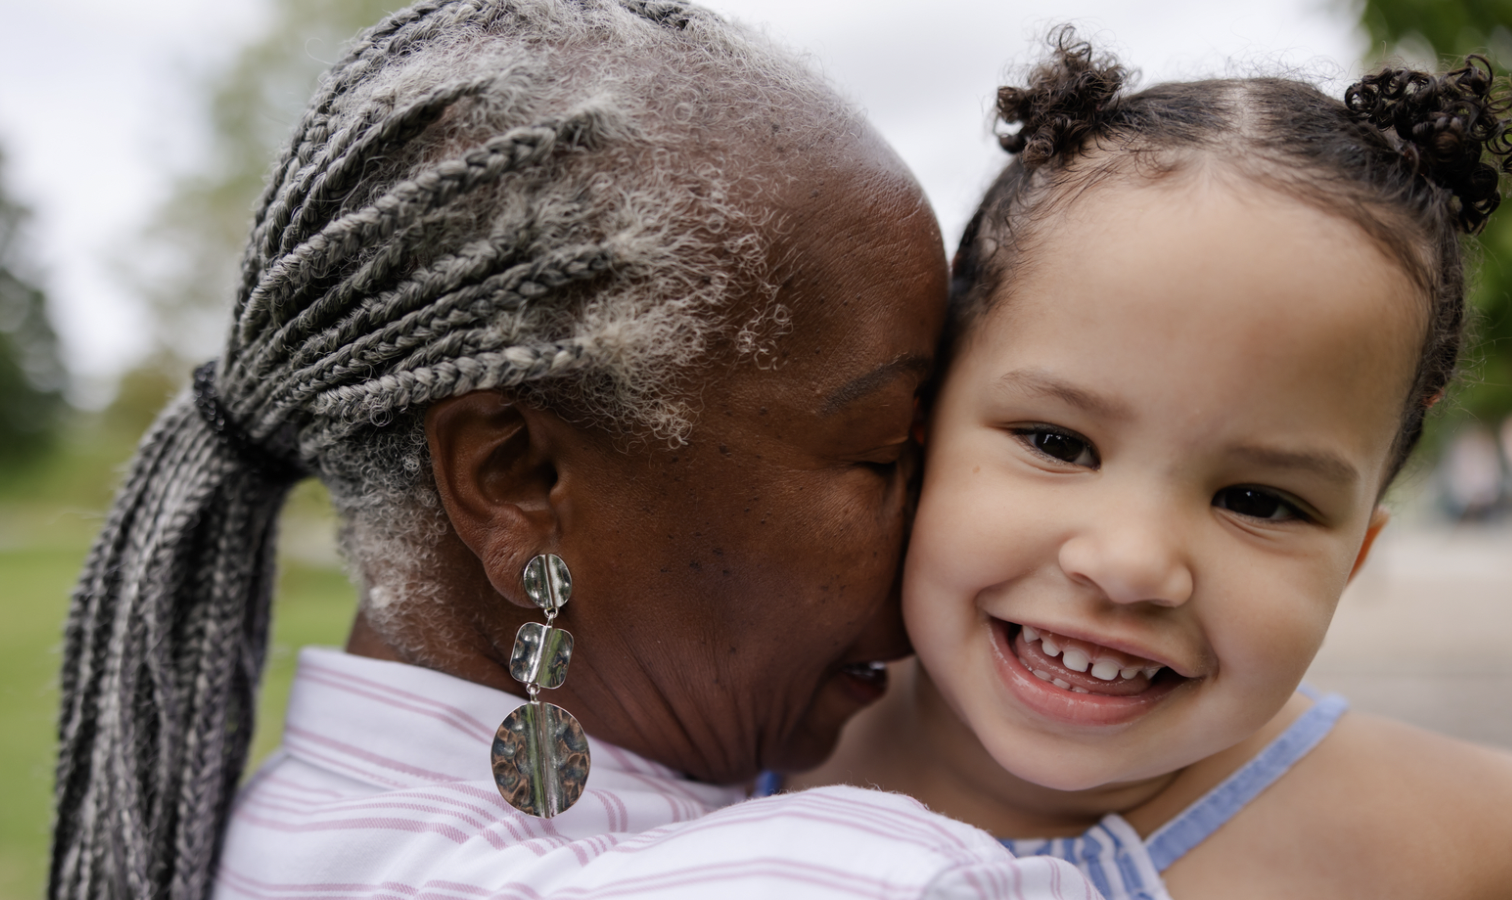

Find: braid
272;74;502;261
245;0;477;284
52;2;851;897
52;396;287;898
237;111;613;349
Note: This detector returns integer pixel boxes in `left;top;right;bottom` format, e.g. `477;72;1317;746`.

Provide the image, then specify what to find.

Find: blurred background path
1308;523;1512;751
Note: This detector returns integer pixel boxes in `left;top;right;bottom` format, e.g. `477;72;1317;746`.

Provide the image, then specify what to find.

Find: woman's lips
990;619;1185;727
836;660;889;705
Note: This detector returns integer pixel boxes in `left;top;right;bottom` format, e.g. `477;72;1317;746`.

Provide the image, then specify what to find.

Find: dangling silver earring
491;553;591;817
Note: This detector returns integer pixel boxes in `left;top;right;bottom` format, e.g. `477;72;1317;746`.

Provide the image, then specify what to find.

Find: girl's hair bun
997;26;1128;168
1345;56;1512;234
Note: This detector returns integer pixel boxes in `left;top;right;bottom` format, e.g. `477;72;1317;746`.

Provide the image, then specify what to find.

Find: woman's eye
854;443;908;474
1014;427;1098;468
1213;486;1305;522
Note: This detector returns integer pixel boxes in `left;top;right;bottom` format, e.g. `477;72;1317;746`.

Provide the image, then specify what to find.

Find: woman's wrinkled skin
347;127;949;784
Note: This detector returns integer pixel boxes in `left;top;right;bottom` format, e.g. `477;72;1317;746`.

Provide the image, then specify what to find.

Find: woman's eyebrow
994;369;1132;420
821;353;932;415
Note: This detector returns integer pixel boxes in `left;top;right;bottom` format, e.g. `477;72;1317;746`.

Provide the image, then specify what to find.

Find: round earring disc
491;701;590;817
522;553;572;614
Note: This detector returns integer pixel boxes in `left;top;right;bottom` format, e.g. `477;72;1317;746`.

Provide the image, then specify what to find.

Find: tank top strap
1144;692;1349;871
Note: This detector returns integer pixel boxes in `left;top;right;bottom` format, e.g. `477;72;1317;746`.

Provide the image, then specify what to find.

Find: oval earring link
491;553;591;817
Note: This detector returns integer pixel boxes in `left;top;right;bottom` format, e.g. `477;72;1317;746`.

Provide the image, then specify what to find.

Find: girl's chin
965;708;1199;795
978;738;1175;794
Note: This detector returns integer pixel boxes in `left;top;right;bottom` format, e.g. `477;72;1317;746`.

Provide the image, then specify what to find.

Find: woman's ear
426;390;561;603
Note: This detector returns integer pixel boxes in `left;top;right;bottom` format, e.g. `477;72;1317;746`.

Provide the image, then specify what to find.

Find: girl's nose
1057;513;1194;608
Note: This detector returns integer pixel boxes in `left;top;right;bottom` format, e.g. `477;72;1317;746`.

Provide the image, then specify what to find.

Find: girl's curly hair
953;27;1512;487
1346;56;1512;233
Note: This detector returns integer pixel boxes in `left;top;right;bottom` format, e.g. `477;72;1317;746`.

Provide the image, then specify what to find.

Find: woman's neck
792;660;1307;840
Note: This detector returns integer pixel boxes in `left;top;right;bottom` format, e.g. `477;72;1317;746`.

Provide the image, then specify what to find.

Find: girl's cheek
904;470;975;623
905;451;1004;650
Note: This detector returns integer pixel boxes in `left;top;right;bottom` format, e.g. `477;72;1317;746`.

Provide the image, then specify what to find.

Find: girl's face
905;177;1421;792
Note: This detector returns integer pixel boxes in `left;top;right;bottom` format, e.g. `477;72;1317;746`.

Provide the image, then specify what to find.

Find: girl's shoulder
1318;713;1512;887
1166;710;1512;900
1320;713;1512;856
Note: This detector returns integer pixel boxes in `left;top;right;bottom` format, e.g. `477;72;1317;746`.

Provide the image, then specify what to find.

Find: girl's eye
1213;486;1305;522
1014;427;1099;468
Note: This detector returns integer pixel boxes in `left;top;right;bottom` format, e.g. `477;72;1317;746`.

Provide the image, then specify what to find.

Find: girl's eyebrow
1227;445;1359;486
994;369;1132;421
996;370;1359;486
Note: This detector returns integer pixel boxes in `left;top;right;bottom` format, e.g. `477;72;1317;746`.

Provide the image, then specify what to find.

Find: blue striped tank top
999;692;1349;900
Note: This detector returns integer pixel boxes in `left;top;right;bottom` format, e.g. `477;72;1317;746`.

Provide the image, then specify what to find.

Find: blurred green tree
0;149;68;464
1356;0;1512;426
126;0;410;376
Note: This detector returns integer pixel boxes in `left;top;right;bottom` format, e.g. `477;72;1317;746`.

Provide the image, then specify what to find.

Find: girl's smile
991;619;1188;727
904;174;1418;795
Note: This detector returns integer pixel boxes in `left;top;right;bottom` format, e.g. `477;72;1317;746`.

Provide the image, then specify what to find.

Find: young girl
794;34;1512;899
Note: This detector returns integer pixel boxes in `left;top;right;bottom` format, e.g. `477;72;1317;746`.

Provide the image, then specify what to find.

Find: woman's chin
768;666;893;774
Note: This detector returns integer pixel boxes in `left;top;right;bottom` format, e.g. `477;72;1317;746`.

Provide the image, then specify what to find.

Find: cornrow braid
952;28;1512;489
237;112;608;348
244;0;480;288
51;2;852;897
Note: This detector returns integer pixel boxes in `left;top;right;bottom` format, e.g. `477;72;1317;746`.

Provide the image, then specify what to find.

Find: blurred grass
0;415;355;900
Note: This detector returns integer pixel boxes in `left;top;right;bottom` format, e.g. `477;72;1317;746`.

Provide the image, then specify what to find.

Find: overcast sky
0;0;1364;401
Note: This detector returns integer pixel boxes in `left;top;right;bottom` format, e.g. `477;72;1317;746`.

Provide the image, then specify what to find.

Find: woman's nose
1057;508;1194;608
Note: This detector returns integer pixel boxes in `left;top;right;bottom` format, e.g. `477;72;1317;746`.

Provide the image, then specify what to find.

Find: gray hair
51;2;855;896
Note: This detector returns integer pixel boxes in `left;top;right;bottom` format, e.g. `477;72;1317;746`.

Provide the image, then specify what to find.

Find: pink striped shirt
216;648;1100;900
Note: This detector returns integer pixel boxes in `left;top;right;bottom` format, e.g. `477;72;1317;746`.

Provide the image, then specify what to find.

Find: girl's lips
989;619;1186;727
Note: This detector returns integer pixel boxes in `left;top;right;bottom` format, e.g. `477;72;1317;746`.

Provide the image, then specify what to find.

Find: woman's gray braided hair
51;2;853;896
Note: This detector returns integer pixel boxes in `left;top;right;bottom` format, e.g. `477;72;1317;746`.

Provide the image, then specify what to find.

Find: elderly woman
50;2;1097;899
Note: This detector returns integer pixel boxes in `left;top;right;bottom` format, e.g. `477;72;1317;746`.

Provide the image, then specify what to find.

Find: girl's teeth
1070;686;1089;693
1091;660;1122;681
1020;624;1168;682
1052;678;1072;690
1061;648;1091;672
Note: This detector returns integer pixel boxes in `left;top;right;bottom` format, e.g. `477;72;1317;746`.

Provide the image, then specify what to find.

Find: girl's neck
795;660;1308;840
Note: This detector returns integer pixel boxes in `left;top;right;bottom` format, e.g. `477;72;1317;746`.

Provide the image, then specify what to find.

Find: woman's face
904;180;1417;792
545;154;948;781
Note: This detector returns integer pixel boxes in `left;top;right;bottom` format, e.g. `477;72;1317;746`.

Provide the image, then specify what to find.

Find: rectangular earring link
510;622;574;689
